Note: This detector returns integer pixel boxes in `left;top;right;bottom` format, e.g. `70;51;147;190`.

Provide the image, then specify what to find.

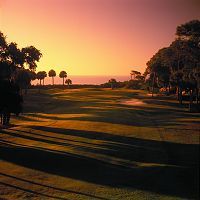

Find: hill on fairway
0;88;199;200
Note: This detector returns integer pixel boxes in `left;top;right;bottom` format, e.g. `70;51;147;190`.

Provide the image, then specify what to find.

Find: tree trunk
177;85;182;104
38;79;41;94
179;87;182;104
63;78;64;86
189;89;193;112
168;84;171;94
152;72;155;97
52;77;54;85
177;87;179;100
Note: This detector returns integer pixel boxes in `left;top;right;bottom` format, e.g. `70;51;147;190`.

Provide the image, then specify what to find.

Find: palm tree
36;72;43;86
65;79;72;88
42;71;47;85
48;69;56;85
37;71;47;86
59;71;67;85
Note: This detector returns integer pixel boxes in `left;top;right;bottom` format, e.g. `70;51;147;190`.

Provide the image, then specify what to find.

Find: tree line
102;20;200;111
36;70;72;87
101;71;144;90
1;20;199;111
144;20;200;111
0;31;72;91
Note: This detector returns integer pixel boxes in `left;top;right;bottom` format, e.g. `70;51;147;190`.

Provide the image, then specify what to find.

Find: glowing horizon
1;0;200;75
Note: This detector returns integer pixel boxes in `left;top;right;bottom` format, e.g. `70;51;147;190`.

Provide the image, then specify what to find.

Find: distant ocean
32;75;130;85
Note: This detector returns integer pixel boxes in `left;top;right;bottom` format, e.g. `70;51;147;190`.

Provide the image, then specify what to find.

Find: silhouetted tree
130;70;141;80
0;33;17;79
108;79;117;89
48;69;56;85
22;46;42;71
59;71;67;85
0;31;42;124
145;20;200;111
0;61;11;80
0;31;42;80
145;47;172;96
174;20;200;109
0;31;8;63
65;79;72;88
37;71;47;86
8;42;24;69
176;19;200;44
15;69;35;94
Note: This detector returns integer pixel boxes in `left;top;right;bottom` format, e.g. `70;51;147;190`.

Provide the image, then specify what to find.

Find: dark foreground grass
0;88;199;200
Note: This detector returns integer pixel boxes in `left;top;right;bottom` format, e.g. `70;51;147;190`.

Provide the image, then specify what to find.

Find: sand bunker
121;99;146;106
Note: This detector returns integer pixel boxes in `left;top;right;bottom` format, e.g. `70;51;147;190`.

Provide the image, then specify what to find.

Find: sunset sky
0;0;200;76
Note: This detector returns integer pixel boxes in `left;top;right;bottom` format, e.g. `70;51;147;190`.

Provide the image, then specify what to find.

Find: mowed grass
0;88;199;200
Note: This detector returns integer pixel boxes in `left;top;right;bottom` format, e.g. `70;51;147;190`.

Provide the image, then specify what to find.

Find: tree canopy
59;71;67;85
48;69;56;85
0;31;42;82
144;20;200;108
37;71;47;86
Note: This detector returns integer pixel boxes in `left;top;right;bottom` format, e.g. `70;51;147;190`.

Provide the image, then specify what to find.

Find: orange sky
0;0;200;75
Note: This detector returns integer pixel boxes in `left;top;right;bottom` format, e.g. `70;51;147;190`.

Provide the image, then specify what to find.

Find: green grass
0;88;199;199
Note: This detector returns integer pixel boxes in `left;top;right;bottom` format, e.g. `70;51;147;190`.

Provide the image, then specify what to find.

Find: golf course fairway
0;88;199;200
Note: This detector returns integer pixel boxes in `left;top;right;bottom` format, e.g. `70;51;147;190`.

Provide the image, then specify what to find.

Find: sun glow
1;0;200;75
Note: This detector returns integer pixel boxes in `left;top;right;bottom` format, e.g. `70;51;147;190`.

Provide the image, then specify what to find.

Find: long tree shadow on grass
27;126;199;167
22;103;200;128
0;171;108;200
0;127;199;199
24;97;199;128
0;180;70;200
21;90;200;128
